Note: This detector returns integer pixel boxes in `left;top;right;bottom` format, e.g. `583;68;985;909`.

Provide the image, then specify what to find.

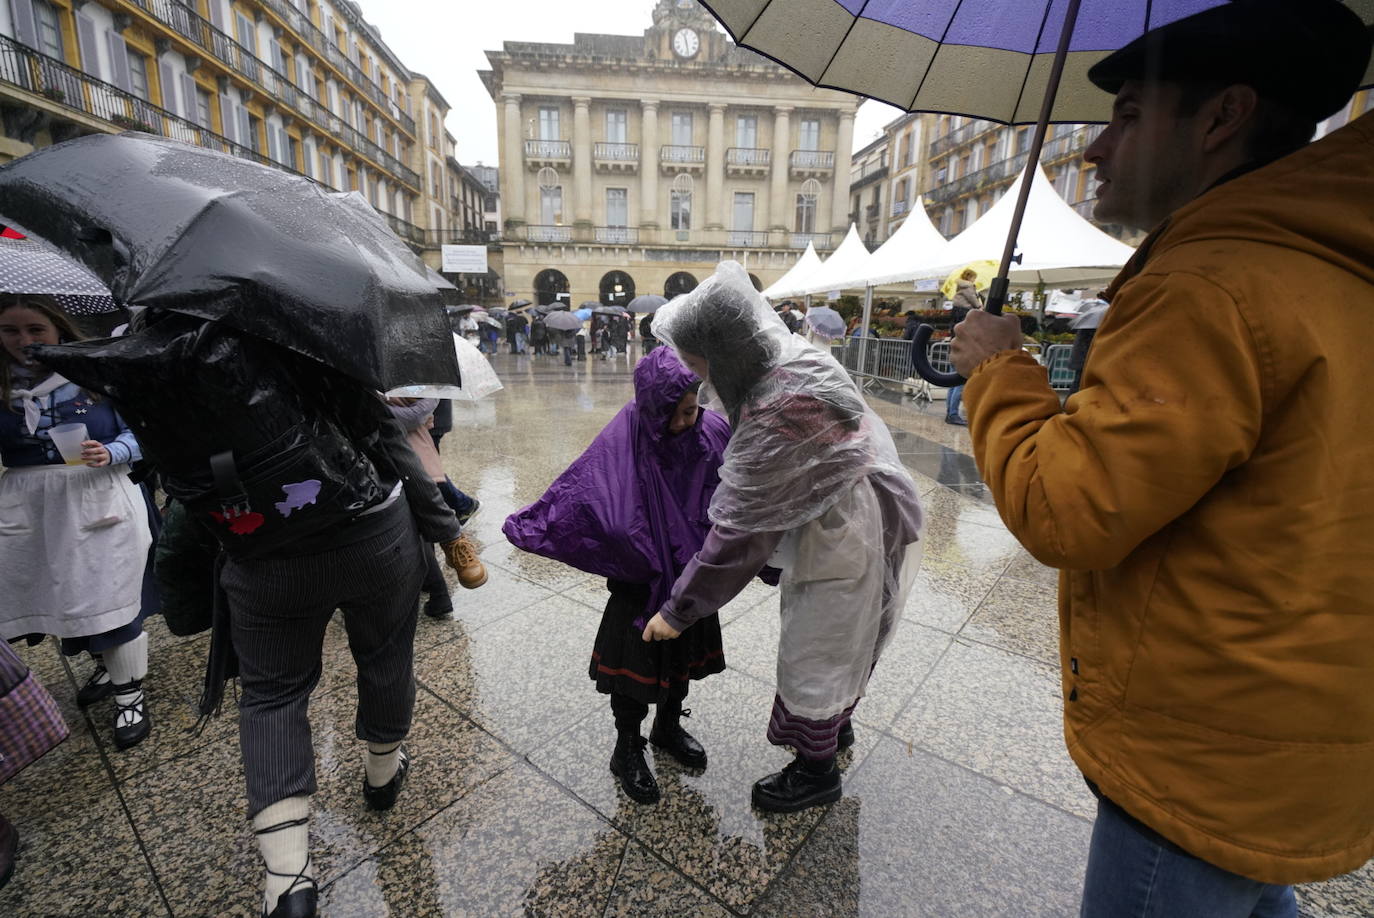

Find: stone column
502;92;526;226
639;99;659;231
705;102;726;230
831;108;856;233
769;105;792;240
572;96;593;231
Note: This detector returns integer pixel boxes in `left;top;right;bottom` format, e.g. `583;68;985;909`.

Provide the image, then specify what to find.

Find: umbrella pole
985;0;1085;317
909;0;1084;385
858;284;873;373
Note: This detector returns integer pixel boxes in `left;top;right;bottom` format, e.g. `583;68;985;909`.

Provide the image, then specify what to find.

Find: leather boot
609;732;659;804
838;720;855;750
649;706;707;770
752;755;841;813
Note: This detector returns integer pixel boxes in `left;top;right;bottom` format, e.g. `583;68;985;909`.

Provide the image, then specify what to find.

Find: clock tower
649;0;725;62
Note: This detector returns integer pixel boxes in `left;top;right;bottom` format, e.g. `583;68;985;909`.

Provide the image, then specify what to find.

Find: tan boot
441;535;488;589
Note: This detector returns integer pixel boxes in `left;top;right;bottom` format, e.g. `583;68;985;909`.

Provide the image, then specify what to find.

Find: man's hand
950;311;1025;377
641;612;681;642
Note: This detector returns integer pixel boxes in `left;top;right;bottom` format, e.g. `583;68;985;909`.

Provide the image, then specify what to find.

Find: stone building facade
480;0;859;306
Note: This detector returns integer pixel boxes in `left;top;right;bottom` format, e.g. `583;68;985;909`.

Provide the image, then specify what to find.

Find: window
735;114;757;148
900;132;911;167
125;50;150;100
1015;127;1031;154
538;106;560;140
246;113;263;153
196;90;211;128
287;134;300;170
799;118;820;151
940;208;953;236
670;189;691;230
731;192;754;236
33;0;63;58
318;149;333;186
671;111;693;146
795;192;816;233
429;113;439;150
235;12;257;53
965;196;980;226
606;109;627;144
540;185;564;224
605;188;628;226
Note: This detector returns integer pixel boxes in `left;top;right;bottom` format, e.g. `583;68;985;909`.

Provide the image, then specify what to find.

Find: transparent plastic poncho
651;261;921;535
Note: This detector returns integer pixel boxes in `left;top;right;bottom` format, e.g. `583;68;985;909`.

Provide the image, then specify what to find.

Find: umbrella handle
909;324;965;387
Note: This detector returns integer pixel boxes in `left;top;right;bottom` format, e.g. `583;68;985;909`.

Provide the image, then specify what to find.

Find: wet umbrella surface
0;131;458;391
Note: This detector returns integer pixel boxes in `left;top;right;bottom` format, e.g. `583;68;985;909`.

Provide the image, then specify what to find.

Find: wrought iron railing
1040;124;1104;163
925;151;1031;206
928;120;989;158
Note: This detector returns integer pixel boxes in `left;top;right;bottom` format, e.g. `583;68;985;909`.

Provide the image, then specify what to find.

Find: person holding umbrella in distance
946;2;1374;914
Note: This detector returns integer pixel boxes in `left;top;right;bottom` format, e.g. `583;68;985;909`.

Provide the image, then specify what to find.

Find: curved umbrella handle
910;324;965;387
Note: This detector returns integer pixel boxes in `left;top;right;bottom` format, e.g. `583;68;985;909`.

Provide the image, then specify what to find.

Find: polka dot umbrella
0;219;120;317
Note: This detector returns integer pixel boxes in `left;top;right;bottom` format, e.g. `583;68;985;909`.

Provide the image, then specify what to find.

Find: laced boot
609;732;659;804
752;755;841;814
649;705;707;770
441;535;488;589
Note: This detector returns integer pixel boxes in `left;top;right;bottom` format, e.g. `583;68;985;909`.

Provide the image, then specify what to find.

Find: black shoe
609;734;660;804
752;757;841;813
362;747;410;811
838;721;855;751
77;662;113;707
456;497;481;527
650;713;707;770
0;813;16;890
423;593;454;619
263;881;317;918
111;681;151;751
945;415;968;426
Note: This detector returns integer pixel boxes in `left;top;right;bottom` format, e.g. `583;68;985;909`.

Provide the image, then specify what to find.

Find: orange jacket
965;113;1374;884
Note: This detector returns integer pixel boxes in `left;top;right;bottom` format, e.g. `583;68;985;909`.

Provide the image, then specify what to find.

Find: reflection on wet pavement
2;350;1368;917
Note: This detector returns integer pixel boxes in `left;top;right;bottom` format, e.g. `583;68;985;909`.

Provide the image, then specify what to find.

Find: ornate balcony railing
594;226;638;244
593;141;638;161
790;150;834;170
928;120;989;158
726;230;770;247
525;139;572;159
660;144;706;163
726;147;770;166
525;224;574;243
789;232;833;249
925;151;1031;206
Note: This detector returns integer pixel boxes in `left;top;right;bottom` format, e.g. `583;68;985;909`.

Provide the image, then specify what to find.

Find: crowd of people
1;3;1371;917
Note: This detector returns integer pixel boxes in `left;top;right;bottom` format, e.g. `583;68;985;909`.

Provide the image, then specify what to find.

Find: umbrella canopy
545;311;584;333
0;132;457;391
487;306;509;318
761;241;823;299
386;333;503;402
593;305;628;316
627;293;668;313
510;298;533;308
941;261;1000;300
804;305;847;339
574;308;594;321
793;225;874;296
0;217;122;321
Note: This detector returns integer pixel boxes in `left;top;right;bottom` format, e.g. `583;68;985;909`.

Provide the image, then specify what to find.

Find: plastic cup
49;422;89;466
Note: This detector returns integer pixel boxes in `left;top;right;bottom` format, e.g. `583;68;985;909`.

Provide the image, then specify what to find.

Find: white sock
102;632;148;683
253;796;312;911
364;741;403;788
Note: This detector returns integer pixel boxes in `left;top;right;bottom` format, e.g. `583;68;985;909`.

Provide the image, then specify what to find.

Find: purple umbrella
803;305;847;339
700;0;1374;385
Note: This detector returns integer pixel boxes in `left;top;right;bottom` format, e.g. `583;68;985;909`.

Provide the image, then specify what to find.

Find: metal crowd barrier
832;336;1077;396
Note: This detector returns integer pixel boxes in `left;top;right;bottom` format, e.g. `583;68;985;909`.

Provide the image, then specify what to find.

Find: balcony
850;160;888;189
524;224;573;243
925;151;1030;206
891;199;909;216
865;203;881;222
726;230;770;247
789;149;834;178
660;144;705;174
524;139;572;169
725;147;770;177
593;142;639;174
928;120;990;158
790;232;833;249
1041;124;1105;164
594;226;638;244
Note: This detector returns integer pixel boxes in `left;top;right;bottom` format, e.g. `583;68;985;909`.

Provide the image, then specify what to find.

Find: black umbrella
0;132;457;391
627;293;669;314
510;299;533;309
545;311;584;333
534;302;569;315
593;305;628;316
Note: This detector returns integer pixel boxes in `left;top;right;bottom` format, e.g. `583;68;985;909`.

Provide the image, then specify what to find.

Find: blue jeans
1081;796;1297;918
946;384;964;419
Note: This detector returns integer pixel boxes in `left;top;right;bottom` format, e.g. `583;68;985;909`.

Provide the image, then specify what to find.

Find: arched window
670;172;693;233
795;178;821;233
664;271;698;298
534;268;570;306
600;270;635;306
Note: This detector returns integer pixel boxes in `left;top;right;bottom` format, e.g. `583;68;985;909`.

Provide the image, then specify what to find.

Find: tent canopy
831;196;949;292
794;225;875;296
867;165;1135;289
761;241;823;300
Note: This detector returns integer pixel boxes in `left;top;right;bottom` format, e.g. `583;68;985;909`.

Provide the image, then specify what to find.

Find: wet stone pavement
4;348;1372;917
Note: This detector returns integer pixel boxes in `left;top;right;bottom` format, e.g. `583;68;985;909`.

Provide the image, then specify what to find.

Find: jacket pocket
79;483;130;532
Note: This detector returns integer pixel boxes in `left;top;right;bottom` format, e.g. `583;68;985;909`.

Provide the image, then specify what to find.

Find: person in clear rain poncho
643;261;925;812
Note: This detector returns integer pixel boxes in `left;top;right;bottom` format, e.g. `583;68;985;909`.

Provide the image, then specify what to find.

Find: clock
672;28;700;59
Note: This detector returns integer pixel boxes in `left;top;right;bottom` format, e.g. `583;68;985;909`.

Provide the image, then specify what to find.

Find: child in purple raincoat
503;347;732;804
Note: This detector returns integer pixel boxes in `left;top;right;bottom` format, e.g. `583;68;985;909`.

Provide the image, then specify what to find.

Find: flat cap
1088;0;1373;121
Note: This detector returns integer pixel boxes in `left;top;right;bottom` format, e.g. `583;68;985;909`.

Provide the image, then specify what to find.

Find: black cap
1088;0;1373;122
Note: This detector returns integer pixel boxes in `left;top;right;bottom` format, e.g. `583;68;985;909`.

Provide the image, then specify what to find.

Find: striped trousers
221;502;426;817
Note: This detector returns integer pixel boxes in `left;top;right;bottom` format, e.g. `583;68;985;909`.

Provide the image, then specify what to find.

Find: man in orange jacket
951;2;1374;915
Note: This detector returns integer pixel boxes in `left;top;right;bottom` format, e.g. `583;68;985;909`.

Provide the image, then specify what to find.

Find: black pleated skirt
589;579;725;706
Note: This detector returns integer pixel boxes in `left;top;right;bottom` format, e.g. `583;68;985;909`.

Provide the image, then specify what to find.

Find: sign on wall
441;245;488;274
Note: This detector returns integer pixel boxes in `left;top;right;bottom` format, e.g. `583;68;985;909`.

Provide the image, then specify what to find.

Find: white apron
773;476;923;721
0;463;152;640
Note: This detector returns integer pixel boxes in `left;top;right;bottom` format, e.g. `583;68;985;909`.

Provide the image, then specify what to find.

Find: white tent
867;165;1135;288
761;241;823;299
832;196;948;292
794;225;873;296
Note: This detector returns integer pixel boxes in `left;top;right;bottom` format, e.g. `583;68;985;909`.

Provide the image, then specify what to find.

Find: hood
633;346;699;448
1110;112;1374;296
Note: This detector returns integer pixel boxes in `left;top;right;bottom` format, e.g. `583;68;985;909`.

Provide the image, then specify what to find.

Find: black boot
423;591;454;619
752;755;841;813
609;732;659;804
649;705;707;770
838;720;855;751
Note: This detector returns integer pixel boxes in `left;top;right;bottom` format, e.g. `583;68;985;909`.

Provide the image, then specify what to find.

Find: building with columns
479;0;859;305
